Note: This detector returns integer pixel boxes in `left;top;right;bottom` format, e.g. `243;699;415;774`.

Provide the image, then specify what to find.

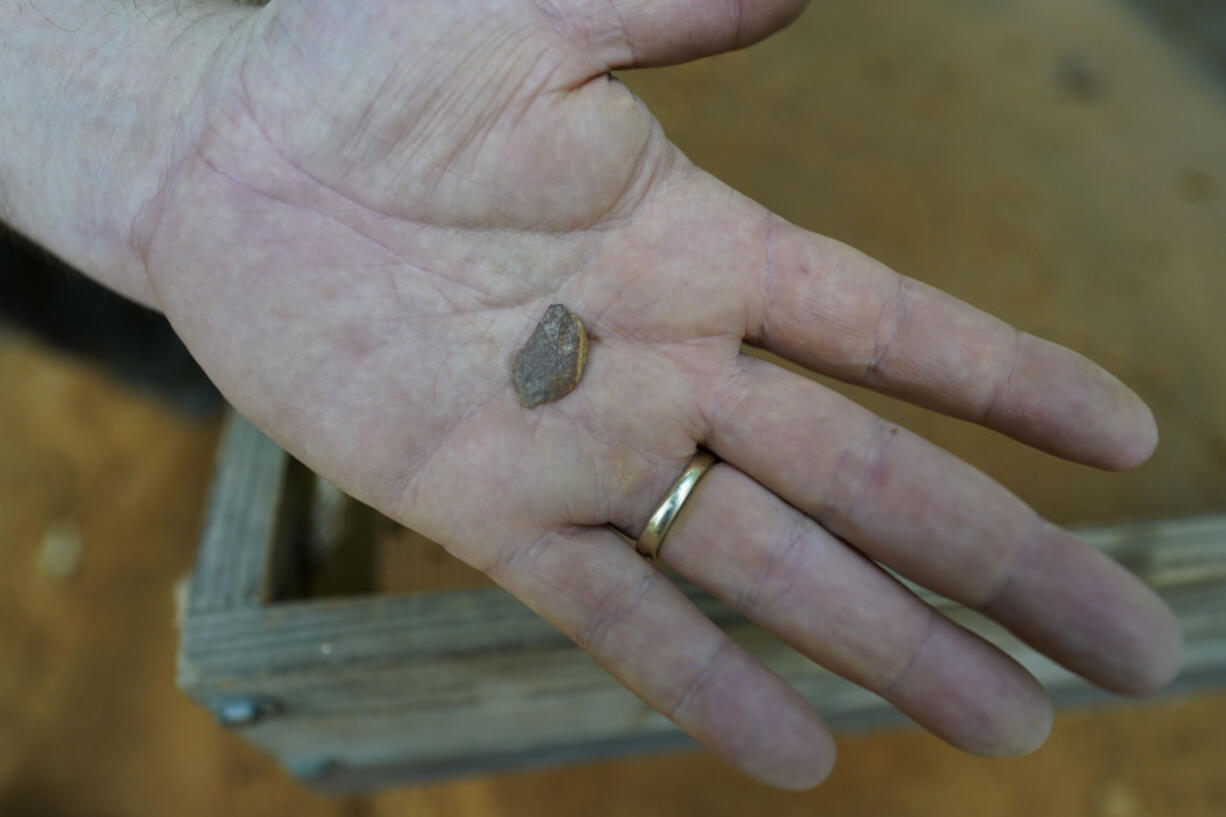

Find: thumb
544;0;810;69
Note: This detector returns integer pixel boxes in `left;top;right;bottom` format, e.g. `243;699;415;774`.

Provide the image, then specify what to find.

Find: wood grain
187;413;287;613
179;433;1226;785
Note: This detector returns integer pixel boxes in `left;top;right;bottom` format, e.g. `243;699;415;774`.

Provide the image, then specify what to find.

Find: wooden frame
177;412;1226;791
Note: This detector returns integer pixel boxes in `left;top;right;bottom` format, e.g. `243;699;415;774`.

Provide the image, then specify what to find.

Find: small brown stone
511;304;588;408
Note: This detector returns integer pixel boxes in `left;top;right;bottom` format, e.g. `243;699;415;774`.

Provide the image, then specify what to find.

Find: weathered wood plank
182;581;1226;788
186;413;287;612
182;513;1226;674
180;465;1226;789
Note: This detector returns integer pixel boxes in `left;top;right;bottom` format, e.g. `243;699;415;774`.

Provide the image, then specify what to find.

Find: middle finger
701;354;1181;696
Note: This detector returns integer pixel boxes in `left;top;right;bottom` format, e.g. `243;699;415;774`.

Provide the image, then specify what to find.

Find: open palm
135;0;1179;788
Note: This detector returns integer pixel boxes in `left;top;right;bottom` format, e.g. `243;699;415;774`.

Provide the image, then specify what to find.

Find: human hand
129;0;1181;789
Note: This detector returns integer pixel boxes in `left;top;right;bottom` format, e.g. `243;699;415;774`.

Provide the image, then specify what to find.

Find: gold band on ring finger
634;451;718;561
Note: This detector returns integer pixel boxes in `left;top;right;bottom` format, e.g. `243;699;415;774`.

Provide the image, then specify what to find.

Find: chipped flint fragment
511;304;588;408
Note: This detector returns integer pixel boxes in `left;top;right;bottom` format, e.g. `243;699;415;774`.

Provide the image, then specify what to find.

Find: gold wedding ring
634;451;718;561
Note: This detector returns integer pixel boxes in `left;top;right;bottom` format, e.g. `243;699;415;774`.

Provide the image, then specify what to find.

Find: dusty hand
134;0;1180;788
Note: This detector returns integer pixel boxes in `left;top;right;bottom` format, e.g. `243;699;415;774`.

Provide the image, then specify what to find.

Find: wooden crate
176;412;1226;790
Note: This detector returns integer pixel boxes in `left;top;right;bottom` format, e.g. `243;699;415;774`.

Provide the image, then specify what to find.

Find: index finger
748;213;1158;470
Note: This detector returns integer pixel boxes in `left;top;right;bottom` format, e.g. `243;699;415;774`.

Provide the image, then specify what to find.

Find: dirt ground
3;0;1225;813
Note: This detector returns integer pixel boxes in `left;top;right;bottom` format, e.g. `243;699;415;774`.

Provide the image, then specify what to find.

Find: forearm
0;0;246;306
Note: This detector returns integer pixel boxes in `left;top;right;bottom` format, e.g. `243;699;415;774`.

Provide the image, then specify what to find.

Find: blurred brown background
2;0;1224;814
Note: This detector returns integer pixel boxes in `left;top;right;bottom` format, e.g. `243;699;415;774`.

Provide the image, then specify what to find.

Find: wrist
0;1;253;307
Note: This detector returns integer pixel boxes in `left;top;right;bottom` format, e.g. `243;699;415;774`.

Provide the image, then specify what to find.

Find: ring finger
652;461;1054;755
